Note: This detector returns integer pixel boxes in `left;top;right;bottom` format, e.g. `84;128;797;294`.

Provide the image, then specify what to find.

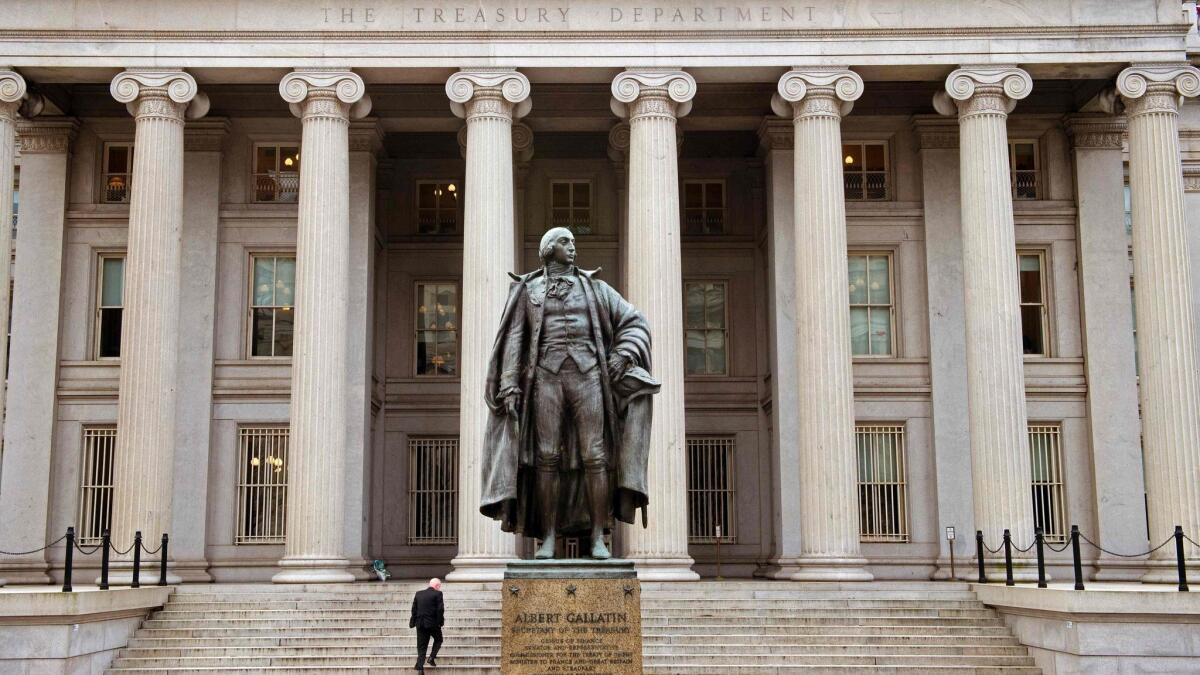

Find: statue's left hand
607;351;630;378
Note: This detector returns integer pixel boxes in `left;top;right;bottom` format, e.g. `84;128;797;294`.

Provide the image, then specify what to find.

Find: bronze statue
480;227;659;559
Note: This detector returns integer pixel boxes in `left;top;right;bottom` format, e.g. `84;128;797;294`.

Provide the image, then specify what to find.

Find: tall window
235;426;289;544
408;437;459;545
683;180;725;235
550;180;592;234
848;253;894;356
1009;140;1039;200
843;142;888;200
1018;251;1049;356
11;164;18;239
684;281;727;375
1029;424;1066;543
1123;180;1133;234
250;255;296;357
416;282;459;376
252;144;300;202
95;254;125;359
102;143;133;203
856;424;909;542
78;426;117;545
416;181;459;234
686;437;736;543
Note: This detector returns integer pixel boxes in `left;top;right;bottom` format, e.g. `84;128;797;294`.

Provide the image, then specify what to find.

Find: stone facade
1;0;1200;584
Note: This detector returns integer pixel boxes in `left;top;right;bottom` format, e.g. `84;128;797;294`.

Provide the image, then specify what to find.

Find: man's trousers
416;626;442;668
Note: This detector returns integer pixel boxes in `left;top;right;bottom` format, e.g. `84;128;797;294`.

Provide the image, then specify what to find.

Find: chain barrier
1;528;171;592
0;534;67;556
1046;539;1073;553
1078;531;1175;558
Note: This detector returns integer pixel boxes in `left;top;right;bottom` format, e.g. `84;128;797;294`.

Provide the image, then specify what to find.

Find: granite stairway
106;580;1039;674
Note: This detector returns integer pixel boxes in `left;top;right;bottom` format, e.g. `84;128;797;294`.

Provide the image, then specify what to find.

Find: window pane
865;144;886;171
1021;305;1045;355
847;256;868;304
552;182;570;208
686;330;707;374
275;258;295;307
684;182;703;209
253;257;275;306
280;146;300;171
1019;256;1042;304
1013;142;1036;171
705;284;725;329
573;182;590;208
869;309;892;356
255;146;276;174
705;330;726;375
101;258;124;307
849;307;869;355
273;307;294;357
867;256;890;305
685;284;704;329
107;145;130;173
98;308;123;358
705;182;723;208
842;143;862;169
437;331;457;375
251;308;275;357
416;331;433;374
417;182;438;209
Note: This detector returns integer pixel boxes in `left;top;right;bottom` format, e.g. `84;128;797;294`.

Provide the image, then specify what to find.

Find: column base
977;561;1040;583
170;559;213;584
272;556;355;584
446;555;516;582
758;556;804;580
1140;559;1198;584
789;556;874;582
1092;557;1147;582
931;556;976;581
631;556;700;581
104;561;182;586
0;560;51;585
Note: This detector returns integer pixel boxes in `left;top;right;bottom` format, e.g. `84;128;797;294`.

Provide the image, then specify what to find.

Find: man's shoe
428;658;438;667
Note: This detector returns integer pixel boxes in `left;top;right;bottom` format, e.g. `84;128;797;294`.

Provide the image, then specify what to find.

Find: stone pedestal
772;68;872;581
934;66;1037;578
272;69;370;584
1116;64;1200;582
502;560;642;674
446;68;529;581
610;69;698;581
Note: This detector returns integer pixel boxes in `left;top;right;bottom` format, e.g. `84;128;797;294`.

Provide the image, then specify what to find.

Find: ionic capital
111;69;207;121
933;66;1032;117
1117;64;1200;117
771;68;863;119
607;122;631;162
16;118;78;154
1064;115;1126;150
610;69;696;120
280;69;371;122
446;68;531;121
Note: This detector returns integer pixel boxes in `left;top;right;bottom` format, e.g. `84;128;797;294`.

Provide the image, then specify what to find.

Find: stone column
756;119;805;578
170;118;229;583
772;68;872;581
107;70;205;583
273;69;371;583
0;118;75;585
1065;116;1147;580
611;69;698;581
445;68;529;581
607;122;630;289
913;117;976;579
933;66;1036;575
1116;64;1200;581
0;73;26;513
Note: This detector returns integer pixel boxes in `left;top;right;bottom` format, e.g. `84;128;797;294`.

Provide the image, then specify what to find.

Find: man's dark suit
410;586;444;670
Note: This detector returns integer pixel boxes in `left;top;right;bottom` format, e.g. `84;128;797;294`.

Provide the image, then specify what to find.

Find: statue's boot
587;470;611;560
535;469;559;559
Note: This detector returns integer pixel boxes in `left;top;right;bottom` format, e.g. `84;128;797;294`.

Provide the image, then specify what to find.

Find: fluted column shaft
774;69;872;581
446;69;528;581
273;70;369;583
611;70;698;580
938;67;1036;568
1118;64;1200;579
108;70;200;581
0;72;23;472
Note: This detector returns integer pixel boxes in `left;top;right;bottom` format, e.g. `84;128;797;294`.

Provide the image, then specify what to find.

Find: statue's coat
479;267;658;540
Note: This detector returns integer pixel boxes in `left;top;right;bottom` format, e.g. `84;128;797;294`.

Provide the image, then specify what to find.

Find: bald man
410;578;444;671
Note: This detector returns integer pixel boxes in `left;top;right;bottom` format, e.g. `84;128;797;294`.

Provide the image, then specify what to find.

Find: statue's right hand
501;391;521;418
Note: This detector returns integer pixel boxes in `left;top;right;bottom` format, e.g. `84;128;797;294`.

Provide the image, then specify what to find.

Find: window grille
11;164;17;240
856;424;909;542
95;254;125;359
416;181;459;234
1029;424;1067;543
78;426;117;546
1018;251;1049;356
686;437;736;543
1009;140;1039;200
682;180;725;234
252;144;300;202
847;253;894;356
408;437;458;545
249;255;296;357
235;426;289;545
550;180;592;234
842;142;888;200
416;282;459;376
684;281;728;375
102;143;133;203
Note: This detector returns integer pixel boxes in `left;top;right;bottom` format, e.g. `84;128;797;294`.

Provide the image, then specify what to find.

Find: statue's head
539;227;576;266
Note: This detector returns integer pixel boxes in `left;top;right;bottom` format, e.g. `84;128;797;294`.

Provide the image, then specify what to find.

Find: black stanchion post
1035;528;1047;589
100;530;111;590
1174;525;1189;592
1003;529;1014;587
1071;525;1085;591
62;526;75;593
131;531;142;589
976;530;986;583
158;534;169;587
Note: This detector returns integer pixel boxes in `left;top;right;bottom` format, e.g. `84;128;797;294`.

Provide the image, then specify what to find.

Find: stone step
640;582;972;591
643;608;999;618
643;599;988;607
641;644;1031;656
133;628;500;638
111;656;500;668
141;618;500;629
128;635;501;649
641;616;1005;627
641;654;1037;667
645;667;1042;674
151;609;503;620
640;625;1016;636
149;607;996;620
109;669;498;674
159;601;500;611
119;645;498;659
643;634;1021;646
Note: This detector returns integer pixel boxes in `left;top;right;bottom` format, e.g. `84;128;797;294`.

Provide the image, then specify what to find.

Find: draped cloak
479;267;659;540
